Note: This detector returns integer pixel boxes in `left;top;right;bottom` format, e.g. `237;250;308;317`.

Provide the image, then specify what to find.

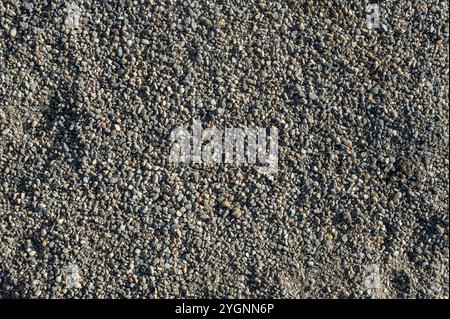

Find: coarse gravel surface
0;0;449;298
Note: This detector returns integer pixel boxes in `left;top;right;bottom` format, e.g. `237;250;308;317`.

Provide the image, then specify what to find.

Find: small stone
389;109;398;119
117;47;123;57
343;139;353;148
436;225;444;235
24;3;34;11
232;208;242;219
343;212;353;224
308;91;318;100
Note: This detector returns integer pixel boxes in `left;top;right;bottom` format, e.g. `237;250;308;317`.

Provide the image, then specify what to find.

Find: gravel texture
0;0;449;298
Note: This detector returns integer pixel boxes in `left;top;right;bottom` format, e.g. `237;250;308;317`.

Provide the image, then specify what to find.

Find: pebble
0;0;447;300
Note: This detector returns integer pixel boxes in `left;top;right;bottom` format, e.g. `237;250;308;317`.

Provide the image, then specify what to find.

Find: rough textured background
0;0;448;298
